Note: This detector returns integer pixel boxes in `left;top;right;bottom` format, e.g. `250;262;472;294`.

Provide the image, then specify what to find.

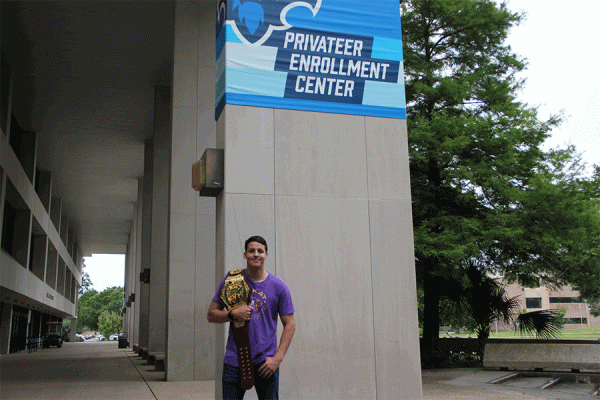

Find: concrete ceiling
2;1;174;257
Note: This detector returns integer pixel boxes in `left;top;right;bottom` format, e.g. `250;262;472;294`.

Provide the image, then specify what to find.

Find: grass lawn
442;328;600;340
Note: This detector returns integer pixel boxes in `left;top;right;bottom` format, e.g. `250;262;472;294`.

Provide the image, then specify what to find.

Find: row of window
525;297;582;308
565;318;588;324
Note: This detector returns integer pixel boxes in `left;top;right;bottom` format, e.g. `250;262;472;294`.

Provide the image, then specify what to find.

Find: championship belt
220;269;254;390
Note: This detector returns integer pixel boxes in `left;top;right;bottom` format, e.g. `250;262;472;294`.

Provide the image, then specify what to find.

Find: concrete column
0;167;5;245
137;176;149;349
123;239;133;341
215;109;422;400
215;59;421;400
148;86;170;354
125;233;140;347
0;302;12;355
69;318;78;342
139;142;154;351
166;1;217;381
133;211;142;346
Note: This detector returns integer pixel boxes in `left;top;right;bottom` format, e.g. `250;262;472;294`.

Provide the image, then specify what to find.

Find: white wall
216;105;422;399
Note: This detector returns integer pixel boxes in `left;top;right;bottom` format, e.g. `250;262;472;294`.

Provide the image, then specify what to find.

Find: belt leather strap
220;269;254;390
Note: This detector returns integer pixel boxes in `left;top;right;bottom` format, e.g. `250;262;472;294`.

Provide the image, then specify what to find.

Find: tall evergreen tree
401;0;600;352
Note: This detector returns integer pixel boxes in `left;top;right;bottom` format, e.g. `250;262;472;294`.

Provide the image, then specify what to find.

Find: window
565;318;587;324
526;297;542;309
549;297;581;304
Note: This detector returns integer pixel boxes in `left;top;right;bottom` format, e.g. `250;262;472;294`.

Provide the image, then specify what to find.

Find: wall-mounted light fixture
192;148;224;197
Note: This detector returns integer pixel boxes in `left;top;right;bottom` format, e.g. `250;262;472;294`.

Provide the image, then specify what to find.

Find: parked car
109;333;119;341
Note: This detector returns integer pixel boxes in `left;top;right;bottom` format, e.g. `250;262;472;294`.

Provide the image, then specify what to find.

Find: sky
82;1;600;291
83;254;126;292
505;0;600;172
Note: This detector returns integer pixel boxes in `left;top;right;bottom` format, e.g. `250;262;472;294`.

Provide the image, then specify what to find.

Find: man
207;235;296;400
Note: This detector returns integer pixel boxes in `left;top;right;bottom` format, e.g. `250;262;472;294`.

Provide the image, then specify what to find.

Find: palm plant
460;260;562;358
516;310;561;339
463;262;519;346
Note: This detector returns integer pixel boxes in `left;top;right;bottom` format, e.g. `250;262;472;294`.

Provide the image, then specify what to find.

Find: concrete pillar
0;166;5;246
214;17;421;400
133;210;142;346
215;108;422;400
0;302;12;355
166;1;216;381
123;239;133;341
124;235;138;347
148;86;170;354
137;176;149;349
69;318;78;342
168;3;421;397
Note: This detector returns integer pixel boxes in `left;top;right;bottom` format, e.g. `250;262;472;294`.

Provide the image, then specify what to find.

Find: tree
401;0;600;353
98;311;123;340
78;261;93;295
62;319;71;342
79;272;93;295
552;305;567;328
516;310;561;339
77;287;124;331
493;148;600;295
583;297;600;318
462;262;519;344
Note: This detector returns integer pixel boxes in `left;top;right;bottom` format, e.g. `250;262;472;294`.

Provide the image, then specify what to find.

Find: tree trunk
422;271;441;353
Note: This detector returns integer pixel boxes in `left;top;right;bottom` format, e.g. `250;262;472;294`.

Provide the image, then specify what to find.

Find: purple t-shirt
212;271;295;366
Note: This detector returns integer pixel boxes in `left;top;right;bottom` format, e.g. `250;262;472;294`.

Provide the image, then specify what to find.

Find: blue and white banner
216;0;406;120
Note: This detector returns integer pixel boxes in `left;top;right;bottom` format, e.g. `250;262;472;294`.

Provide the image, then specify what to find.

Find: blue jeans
222;361;279;400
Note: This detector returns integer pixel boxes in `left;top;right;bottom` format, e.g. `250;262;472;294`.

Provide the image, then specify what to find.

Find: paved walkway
1;342;597;399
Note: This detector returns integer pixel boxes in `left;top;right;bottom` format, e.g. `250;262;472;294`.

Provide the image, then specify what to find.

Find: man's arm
207;301;252;324
258;313;296;378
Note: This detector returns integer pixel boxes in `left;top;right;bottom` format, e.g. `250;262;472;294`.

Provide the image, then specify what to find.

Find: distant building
500;281;600;331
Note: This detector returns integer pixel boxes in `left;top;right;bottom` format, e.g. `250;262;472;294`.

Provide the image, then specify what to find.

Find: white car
109;333;119;341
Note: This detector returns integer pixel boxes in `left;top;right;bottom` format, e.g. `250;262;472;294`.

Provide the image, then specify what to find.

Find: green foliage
586;299;600;318
496;148;600;297
553;305;567;328
517;310;562;339
402;0;600;351
78;271;93;295
98;311;123;340
462;262;520;343
77;287;124;331
62;319;71;342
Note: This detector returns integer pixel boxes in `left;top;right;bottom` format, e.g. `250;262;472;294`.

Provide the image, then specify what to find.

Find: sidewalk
0;342;594;399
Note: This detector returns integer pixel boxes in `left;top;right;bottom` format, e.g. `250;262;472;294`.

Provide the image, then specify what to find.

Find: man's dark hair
245;235;268;253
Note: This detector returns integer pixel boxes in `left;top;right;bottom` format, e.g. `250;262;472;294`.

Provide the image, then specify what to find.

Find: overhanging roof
2;1;174;256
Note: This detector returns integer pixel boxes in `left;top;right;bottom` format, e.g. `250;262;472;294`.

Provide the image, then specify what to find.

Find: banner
216;0;405;120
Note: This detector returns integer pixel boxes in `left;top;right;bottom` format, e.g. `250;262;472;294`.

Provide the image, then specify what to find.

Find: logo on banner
218;0;322;46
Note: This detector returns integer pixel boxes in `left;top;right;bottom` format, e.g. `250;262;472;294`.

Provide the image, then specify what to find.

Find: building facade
1;2;423;398
502;281;600;332
0;57;80;354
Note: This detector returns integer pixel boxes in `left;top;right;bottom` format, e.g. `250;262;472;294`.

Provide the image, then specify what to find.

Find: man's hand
232;305;252;321
257;356;281;378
